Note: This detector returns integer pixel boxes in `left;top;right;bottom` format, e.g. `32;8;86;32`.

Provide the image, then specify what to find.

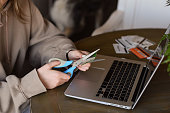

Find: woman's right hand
37;61;70;89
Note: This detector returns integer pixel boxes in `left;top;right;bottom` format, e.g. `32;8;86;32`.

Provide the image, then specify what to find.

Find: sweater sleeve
0;69;46;113
28;0;76;68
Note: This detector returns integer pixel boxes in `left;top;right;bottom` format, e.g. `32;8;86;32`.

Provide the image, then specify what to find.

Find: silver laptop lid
132;25;170;109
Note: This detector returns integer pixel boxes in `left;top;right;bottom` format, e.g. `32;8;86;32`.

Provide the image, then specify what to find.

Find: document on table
113;44;128;54
113;35;155;54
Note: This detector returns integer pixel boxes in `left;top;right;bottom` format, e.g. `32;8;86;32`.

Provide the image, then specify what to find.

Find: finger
62;74;71;80
57;71;71;80
78;65;89;70
78;66;89;71
69;50;82;60
78;66;90;70
56;79;68;87
68;50;90;60
78;63;91;69
78;67;89;71
78;63;90;69
46;60;61;69
79;51;89;58
74;50;89;58
80;51;89;55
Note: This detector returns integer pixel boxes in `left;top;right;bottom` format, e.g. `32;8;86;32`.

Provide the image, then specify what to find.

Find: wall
121;0;170;29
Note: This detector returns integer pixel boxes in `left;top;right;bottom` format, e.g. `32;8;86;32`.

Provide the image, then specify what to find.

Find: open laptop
64;26;169;109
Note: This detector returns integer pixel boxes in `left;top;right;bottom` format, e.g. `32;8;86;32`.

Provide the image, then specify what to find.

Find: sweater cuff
20;69;47;98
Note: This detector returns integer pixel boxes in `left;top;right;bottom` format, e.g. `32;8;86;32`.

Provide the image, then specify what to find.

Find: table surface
31;29;170;113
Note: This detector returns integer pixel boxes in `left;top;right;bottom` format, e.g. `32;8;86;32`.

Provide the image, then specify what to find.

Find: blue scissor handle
64;66;76;78
49;58;76;77
53;60;73;68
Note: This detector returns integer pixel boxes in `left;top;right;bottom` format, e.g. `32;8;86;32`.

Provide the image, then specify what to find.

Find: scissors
48;49;104;78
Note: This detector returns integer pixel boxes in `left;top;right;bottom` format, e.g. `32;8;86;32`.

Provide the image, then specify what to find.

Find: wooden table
31;29;170;113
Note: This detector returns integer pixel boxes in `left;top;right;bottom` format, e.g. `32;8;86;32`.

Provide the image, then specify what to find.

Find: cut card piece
130;47;149;59
113;44;128;54
139;39;155;49
121;35;144;45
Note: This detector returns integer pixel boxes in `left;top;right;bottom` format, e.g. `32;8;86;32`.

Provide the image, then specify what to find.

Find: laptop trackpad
76;67;105;82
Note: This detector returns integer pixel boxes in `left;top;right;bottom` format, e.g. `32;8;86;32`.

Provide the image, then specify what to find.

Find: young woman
0;0;90;112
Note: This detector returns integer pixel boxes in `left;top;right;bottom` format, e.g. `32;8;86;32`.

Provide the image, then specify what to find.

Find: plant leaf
163;59;170;64
163;55;170;63
159;33;170;75
165;46;170;56
167;63;170;72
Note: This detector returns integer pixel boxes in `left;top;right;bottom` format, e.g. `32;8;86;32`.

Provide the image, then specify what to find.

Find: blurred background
32;0;118;41
32;0;170;42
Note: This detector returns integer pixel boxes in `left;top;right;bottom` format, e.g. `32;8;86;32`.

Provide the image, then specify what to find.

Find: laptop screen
133;26;170;108
147;33;169;67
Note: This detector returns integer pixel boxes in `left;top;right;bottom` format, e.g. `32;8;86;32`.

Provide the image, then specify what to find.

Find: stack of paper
113;35;155;54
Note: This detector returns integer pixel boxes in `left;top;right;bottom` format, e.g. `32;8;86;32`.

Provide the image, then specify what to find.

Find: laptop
64;26;169;109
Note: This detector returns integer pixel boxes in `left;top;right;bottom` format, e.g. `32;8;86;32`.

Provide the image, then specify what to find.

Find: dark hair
69;0;102;27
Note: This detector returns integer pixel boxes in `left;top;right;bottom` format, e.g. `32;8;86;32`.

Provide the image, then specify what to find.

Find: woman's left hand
68;50;91;71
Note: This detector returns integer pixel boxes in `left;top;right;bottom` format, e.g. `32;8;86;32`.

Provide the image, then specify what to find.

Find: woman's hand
37;50;91;89
37;61;70;89
68;50;91;71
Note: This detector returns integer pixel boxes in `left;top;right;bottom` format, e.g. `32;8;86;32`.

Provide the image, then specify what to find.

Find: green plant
164;0;170;75
162;34;170;75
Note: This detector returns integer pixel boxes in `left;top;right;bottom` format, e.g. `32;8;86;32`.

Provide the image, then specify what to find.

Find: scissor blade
80;57;95;65
73;59;105;73
165;24;170;34
72;49;100;67
91;59;105;63
82;49;100;60
81;58;105;64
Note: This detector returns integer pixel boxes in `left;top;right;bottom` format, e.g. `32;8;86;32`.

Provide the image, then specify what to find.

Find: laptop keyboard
96;60;140;102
